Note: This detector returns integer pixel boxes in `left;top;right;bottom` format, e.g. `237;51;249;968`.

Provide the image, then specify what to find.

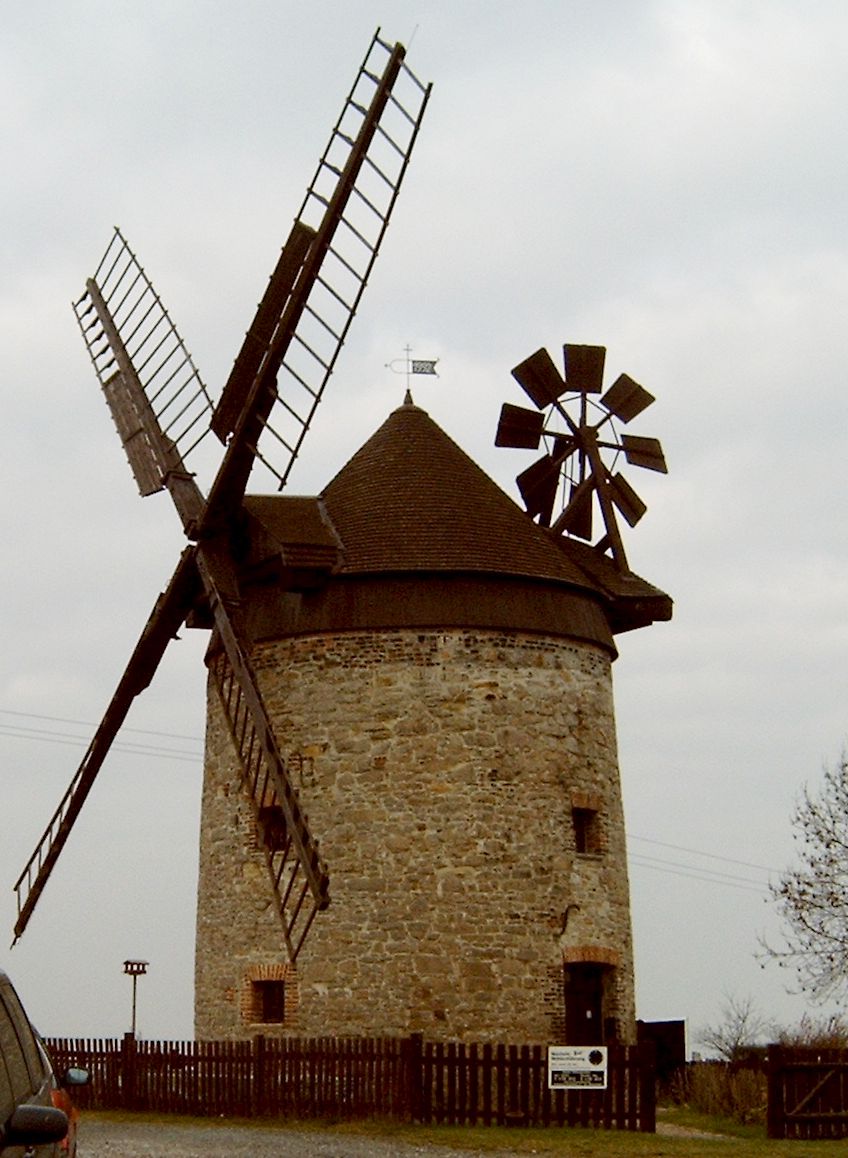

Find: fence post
252;1035;266;1117
766;1044;784;1140
402;1033;424;1123
638;1040;656;1133
121;1032;138;1111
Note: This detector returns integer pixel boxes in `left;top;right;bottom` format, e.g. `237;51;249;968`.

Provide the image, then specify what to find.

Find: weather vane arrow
386;345;439;394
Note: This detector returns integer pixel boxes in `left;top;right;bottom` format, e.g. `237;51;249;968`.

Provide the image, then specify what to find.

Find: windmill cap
238;402;671;647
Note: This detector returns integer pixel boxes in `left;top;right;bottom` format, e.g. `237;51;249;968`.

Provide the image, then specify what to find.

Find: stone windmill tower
195;362;670;1045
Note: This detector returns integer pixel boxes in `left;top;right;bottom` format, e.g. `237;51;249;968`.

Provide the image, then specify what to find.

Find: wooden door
564;963;605;1045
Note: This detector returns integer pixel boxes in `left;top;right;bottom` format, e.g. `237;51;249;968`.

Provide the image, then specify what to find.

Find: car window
0;982;45;1091
0;991;31;1103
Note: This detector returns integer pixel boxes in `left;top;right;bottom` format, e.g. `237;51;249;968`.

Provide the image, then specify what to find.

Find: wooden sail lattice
73;229;214;491
224;28;432;494
206;647;328;962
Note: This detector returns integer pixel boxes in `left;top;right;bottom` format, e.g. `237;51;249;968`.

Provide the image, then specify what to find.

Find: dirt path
81;1118;488;1157
655;1119;732;1140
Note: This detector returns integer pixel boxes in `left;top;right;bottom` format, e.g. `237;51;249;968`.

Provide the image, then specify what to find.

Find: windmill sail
202;29;432;526
13;550;202;942
195;545;330;960
13;29;431;960
73;229;214;492
207;647;328;962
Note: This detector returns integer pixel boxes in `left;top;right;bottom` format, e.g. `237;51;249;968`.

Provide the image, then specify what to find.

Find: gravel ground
80;1118;505;1157
79;1113;713;1155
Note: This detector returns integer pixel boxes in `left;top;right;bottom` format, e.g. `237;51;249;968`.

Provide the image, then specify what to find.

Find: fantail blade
609;471;647;526
621;434;667;473
553;475;594;540
563;344;606;394
517;453;560;525
601;373;655;423
511;348;565;409
495;402;545;449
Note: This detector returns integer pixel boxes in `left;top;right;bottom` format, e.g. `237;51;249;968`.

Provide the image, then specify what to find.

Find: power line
628;854;770;895
0;709;201;764
0;725;200;763
627;831;779;875
0;707;200;744
626;832;778;895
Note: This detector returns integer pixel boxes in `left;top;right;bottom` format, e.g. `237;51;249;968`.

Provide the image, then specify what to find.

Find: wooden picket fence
767;1044;848;1140
45;1034;655;1132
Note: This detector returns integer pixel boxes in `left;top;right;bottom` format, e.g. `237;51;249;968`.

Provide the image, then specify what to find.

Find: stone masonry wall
194;628;635;1044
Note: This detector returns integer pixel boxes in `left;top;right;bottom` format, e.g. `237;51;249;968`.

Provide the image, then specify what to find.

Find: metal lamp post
123;959;148;1037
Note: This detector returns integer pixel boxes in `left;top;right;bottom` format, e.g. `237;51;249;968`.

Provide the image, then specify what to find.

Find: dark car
0;970;87;1155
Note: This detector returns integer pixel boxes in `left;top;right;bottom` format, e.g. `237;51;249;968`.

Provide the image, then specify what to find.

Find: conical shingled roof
321;396;593;590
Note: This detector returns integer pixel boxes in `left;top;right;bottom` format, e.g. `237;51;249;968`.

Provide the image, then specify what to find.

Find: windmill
495;343;667;573
12;30;431;966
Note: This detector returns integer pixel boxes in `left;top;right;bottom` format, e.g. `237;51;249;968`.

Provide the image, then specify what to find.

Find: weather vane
386;344;439;395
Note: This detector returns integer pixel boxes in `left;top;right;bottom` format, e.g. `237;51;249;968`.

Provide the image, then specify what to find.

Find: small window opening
252;980;286;1024
258;805;286;852
572;807;602;855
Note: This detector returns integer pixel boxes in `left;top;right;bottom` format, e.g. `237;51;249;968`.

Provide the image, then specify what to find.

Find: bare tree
764;751;848;1002
699;993;772;1061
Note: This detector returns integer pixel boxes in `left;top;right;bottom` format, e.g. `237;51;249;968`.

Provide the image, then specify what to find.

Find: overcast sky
2;1;846;1051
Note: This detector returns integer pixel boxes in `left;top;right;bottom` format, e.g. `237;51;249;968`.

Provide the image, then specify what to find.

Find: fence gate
767;1045;848;1140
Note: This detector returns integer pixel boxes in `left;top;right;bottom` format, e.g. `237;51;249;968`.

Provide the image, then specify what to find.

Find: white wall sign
547;1045;608;1090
